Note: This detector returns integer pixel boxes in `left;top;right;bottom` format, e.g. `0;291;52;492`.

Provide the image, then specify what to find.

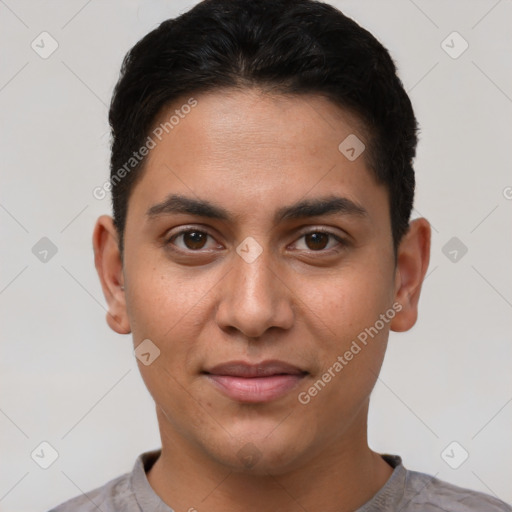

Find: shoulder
403;468;512;512
47;471;134;512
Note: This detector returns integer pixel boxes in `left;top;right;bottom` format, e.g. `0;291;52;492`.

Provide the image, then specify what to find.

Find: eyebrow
146;193;368;223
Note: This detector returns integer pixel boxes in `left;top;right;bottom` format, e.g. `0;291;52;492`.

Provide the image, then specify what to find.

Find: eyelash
164;226;347;255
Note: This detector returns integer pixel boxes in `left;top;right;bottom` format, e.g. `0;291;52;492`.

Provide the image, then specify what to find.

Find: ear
390;218;431;332
92;215;131;334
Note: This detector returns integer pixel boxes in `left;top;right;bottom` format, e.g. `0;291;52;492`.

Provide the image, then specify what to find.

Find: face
94;88;430;475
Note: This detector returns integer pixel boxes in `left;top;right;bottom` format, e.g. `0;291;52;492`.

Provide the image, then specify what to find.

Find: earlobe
390;218;431;333
92;215;131;335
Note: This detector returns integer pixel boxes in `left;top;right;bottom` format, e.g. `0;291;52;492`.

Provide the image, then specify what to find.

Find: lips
205;360;306;377
203;360;308;403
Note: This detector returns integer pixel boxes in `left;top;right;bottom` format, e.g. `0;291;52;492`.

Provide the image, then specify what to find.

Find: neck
147;404;394;512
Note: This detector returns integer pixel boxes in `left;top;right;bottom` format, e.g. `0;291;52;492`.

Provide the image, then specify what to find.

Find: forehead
149;88;368;169
128;88;387;225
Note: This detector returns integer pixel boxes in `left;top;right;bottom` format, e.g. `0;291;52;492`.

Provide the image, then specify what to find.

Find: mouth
202;360;308;403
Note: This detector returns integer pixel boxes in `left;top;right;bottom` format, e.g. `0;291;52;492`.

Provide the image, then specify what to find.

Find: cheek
298;282;391;436
127;274;206;420
299;264;394;343
294;258;393;403
124;272;205;406
125;254;211;340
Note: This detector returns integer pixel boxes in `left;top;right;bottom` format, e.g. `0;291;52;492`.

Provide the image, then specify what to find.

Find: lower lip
205;374;306;403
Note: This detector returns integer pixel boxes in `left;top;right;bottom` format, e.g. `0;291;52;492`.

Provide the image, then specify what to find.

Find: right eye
165;228;222;252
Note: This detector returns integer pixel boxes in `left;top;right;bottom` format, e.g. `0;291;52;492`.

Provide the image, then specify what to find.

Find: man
50;0;512;510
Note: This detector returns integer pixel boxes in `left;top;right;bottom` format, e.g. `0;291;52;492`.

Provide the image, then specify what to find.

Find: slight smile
203;360;309;403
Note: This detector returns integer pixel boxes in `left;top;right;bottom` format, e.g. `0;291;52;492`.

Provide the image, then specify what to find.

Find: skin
93;88;430;512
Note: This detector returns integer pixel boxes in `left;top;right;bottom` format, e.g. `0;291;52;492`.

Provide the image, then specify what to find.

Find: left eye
293;231;343;251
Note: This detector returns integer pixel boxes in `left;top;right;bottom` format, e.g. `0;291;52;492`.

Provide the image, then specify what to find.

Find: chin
205;424;315;476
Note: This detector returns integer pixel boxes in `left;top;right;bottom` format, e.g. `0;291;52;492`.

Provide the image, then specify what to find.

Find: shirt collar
129;449;406;512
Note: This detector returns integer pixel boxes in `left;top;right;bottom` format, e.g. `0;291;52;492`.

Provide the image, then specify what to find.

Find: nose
215;248;294;339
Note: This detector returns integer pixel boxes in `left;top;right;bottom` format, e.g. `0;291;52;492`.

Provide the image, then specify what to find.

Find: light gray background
1;1;511;511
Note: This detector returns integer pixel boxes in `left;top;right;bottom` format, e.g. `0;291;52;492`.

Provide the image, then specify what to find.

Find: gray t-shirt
48;449;512;511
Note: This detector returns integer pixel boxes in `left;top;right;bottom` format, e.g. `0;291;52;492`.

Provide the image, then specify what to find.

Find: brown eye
182;231;207;250
292;230;345;253
304;232;330;250
167;229;217;251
